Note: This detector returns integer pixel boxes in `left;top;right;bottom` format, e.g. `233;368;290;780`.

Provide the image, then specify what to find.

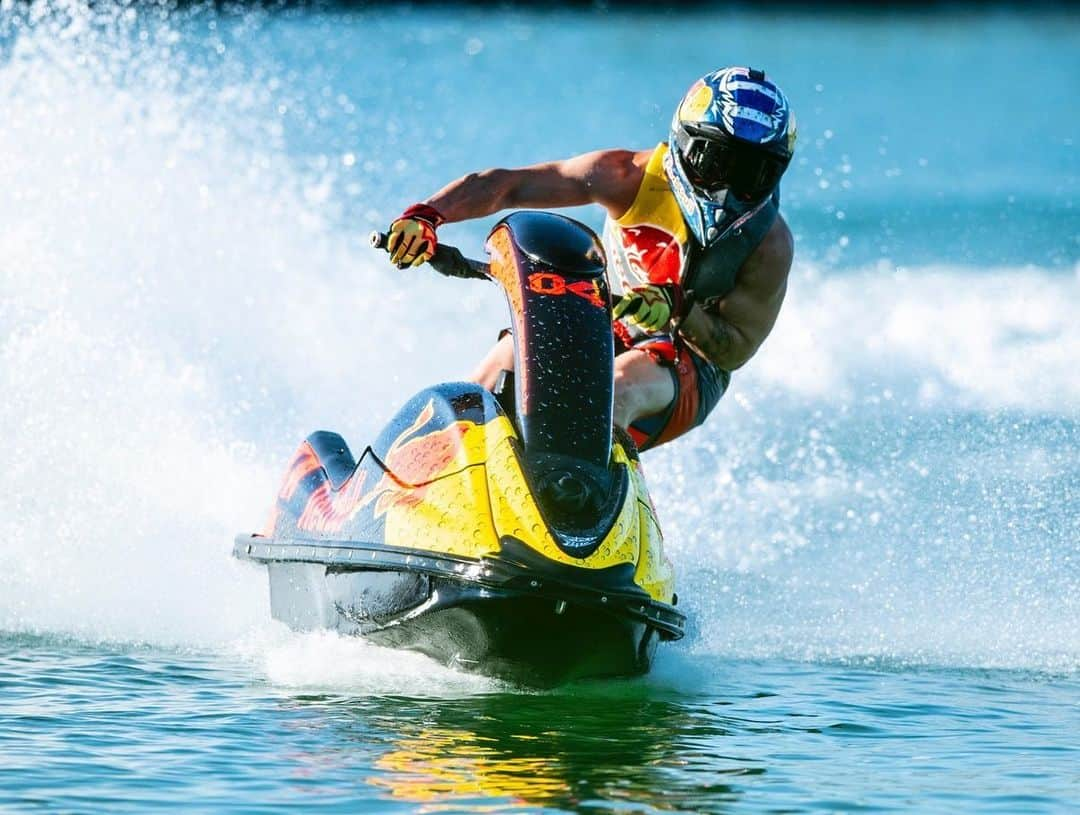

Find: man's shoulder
735;213;794;294
584;148;651;181
576;148;652;218
752;213;794;273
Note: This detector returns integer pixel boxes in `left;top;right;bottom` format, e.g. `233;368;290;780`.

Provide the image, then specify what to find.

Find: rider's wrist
400;203;446;227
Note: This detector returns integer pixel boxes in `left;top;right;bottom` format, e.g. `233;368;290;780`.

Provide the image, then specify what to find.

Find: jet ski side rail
233;533;685;638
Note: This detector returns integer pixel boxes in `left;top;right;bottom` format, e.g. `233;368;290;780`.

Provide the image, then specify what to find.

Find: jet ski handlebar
369;231;490;280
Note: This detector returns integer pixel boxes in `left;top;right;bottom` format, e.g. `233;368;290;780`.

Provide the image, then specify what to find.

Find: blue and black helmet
666;67;796;244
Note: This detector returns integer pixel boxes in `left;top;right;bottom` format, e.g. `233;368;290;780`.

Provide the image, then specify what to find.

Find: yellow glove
386;203;445;268
612;284;685;332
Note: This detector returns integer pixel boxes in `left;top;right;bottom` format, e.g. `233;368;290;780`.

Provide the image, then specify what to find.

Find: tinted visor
674;124;789;202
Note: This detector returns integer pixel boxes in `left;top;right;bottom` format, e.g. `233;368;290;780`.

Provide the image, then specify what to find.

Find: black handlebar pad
369;231;489;280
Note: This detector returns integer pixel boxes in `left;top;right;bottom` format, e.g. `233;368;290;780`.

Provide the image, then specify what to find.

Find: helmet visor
674;124;788;203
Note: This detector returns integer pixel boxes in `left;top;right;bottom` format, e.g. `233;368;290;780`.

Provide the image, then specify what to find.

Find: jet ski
234;211;685;686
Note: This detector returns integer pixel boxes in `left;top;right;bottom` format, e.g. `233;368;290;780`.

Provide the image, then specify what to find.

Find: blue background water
1;2;1078;812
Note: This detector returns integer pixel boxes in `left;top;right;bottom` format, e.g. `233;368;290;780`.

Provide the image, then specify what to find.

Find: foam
0;3;489;650
752;260;1080;414
240;628;502;696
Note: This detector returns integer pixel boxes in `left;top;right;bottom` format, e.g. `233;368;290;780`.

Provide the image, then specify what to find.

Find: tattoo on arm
706;319;736;358
678;309;750;370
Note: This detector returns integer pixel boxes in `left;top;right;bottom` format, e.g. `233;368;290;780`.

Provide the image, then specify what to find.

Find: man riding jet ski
235;68;795;685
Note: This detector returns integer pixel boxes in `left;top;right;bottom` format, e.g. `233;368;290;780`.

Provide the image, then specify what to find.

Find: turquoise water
1;2;1078;812
4;634;1079;812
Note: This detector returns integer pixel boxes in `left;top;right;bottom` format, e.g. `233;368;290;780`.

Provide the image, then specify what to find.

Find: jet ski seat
305;431;356;490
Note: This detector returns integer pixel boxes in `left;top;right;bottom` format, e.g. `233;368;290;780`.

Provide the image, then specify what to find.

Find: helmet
666;67;796;245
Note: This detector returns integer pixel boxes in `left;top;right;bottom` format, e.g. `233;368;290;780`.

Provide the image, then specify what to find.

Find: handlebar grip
368;231;489;280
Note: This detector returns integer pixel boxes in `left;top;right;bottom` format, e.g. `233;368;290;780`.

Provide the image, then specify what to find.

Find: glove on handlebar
387;203;445;268
612;283;687;333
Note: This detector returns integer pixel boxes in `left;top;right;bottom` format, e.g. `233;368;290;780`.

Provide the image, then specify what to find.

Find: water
1;1;1078;811
5;635;1078;813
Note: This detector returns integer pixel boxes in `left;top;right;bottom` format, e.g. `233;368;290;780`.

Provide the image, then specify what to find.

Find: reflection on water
272;663;1080;813
5;640;1078;813
292;689;749;813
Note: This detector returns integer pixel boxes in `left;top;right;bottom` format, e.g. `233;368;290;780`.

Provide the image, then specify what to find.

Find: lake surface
1;2;1077;811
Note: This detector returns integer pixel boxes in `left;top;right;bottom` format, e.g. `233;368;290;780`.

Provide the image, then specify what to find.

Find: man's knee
612;350;676;429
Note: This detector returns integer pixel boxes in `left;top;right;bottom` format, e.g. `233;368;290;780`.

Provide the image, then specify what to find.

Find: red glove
387;203;445;267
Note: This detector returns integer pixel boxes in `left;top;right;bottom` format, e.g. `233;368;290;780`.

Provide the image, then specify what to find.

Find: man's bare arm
678;217;794;370
421;149;648;223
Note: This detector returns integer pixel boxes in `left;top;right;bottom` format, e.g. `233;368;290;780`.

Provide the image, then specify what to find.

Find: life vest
603;143;778;342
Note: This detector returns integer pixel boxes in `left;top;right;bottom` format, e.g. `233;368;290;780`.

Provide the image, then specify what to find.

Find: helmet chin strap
703;190;733;243
704;190;760;243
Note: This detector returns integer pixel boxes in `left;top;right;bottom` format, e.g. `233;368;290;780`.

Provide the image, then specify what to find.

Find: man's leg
469;333;515;390
470;334;675;431
612;349;677;431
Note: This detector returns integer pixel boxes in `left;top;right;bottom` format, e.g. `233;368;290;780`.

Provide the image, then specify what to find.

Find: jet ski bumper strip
234;534;685;640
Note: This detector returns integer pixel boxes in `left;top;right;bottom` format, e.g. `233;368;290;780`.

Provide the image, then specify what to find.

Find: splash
757;261;1080;413
648;265;1079;672
0;1;490;648
242;629;502;696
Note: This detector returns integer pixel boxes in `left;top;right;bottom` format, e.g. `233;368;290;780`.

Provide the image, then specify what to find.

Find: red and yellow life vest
603;142;779;344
